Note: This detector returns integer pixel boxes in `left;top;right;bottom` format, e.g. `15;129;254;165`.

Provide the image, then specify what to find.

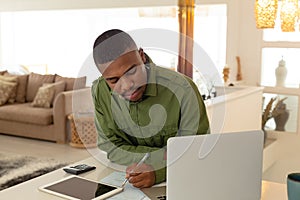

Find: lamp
255;0;278;28
298;7;300;31
255;0;300;32
280;0;298;32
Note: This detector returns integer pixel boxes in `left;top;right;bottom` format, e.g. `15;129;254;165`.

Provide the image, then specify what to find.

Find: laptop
143;130;264;200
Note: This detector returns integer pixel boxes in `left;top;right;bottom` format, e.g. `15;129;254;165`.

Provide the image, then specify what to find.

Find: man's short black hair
93;29;137;66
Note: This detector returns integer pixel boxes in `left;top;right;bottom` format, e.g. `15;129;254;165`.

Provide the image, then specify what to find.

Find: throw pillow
0;75;18;103
4;72;29;103
42;81;65;106
0;70;7;75
0;80;17;106
14;74;28;103
54;74;86;91
26;72;55;102
31;84;55;108
0;75;17;82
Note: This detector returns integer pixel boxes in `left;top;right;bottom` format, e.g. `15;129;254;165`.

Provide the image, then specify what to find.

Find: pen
121;152;150;187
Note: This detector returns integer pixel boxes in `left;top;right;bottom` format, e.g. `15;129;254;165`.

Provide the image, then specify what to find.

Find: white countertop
0;155;288;200
205;85;264;107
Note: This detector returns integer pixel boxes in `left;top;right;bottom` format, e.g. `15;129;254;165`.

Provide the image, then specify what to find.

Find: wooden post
177;0;195;78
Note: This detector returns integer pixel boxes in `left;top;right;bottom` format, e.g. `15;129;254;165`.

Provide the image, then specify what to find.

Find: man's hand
126;163;156;188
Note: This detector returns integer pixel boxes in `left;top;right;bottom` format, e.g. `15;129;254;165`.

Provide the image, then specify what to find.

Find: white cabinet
205;86;264;134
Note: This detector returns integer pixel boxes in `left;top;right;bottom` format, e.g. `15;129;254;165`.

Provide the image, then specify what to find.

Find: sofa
0;70;87;143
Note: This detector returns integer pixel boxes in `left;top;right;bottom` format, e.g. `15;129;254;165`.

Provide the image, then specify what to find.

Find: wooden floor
0;134;92;164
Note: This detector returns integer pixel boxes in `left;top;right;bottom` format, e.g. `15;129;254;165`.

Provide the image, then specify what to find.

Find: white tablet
39;175;123;200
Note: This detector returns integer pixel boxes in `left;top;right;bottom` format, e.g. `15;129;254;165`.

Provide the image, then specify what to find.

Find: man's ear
138;48;147;64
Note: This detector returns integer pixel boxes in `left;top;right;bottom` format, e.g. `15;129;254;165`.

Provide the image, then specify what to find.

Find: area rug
0;152;68;191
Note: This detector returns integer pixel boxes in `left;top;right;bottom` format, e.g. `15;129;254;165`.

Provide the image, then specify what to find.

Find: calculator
63;164;96;175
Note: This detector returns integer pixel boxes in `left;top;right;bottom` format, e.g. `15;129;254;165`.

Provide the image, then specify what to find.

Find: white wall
238;0;263;86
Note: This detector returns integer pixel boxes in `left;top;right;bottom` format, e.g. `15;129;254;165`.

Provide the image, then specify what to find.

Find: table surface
0;155;288;200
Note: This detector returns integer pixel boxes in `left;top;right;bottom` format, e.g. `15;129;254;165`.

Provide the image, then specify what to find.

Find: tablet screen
43;176;119;200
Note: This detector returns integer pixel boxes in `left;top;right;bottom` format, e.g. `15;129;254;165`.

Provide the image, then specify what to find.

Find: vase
275;58;287;87
274;107;289;131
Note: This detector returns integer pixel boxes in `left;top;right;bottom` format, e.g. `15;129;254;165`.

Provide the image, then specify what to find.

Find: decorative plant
262;96;287;130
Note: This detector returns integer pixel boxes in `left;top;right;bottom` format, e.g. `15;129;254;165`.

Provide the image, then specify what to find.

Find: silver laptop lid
167;130;264;200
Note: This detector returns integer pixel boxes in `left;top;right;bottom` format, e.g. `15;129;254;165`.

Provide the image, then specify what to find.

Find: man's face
100;50;147;102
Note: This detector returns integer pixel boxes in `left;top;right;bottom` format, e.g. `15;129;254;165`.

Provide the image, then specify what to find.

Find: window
261;48;300;87
260;1;300;88
193;4;227;96
194;5;227;74
0;5;227;89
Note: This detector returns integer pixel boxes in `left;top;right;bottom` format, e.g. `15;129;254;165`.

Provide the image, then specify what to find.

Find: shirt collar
143;64;157;97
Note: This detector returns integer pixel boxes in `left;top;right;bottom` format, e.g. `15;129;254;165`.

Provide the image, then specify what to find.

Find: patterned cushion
0;75;18;103
26;73;55;102
31;84;55;108
54;74;86;91
4;73;29;103
0;70;7;75
0;80;18;106
42;81;65;106
0;75;18;82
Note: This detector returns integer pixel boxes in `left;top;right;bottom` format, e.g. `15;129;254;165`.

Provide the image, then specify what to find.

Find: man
92;29;209;188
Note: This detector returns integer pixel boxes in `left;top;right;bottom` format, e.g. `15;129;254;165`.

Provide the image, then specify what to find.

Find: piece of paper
100;171;126;187
100;171;147;200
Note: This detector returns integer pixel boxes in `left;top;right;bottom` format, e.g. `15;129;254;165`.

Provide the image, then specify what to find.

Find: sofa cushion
54;74;86;91
0;75;18;103
0;103;53;125
0;70;7;75
0;75;18;82
43;81;65;106
26;73;55;102
4;73;29;103
0;80;18;106
31;84;55;108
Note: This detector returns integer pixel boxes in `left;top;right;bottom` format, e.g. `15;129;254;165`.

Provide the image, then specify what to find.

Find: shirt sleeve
178;77;210;136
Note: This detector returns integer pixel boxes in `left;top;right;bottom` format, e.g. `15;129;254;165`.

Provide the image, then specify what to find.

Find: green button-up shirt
92;64;210;184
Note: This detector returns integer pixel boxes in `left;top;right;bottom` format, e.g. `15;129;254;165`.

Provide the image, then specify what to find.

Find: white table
0;156;288;200
261;180;288;200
